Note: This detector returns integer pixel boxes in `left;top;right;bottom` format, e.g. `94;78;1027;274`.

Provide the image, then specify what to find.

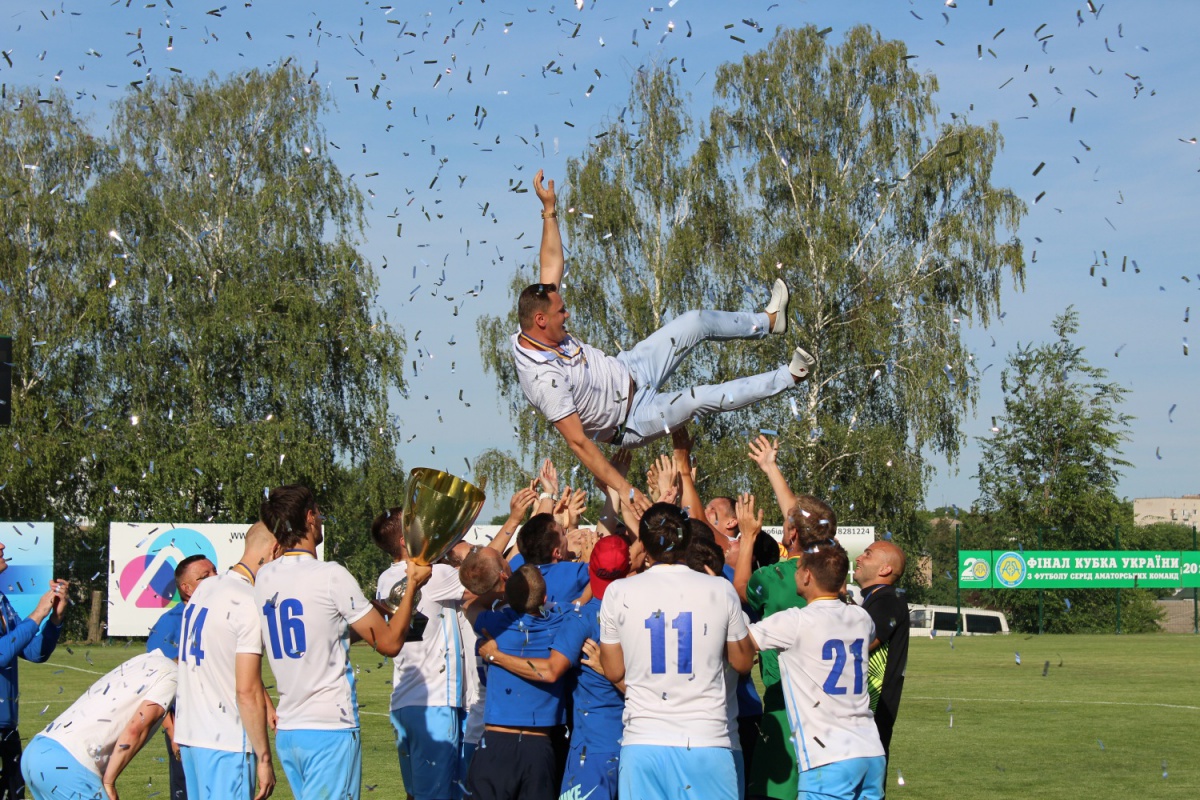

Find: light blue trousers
613;310;792;448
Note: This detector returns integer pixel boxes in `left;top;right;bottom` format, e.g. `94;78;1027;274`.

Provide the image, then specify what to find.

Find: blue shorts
559;741;619;800
391;706;465;800
733;748;745;800
619;745;737;800
798;756;886;800
21;735;103;799
180;744;257;799
276;728;362;800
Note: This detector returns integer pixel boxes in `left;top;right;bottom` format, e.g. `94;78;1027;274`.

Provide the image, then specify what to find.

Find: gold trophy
382;467;486;616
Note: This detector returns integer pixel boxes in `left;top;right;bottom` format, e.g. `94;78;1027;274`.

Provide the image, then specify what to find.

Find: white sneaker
790;346;815;381
764;278;789;335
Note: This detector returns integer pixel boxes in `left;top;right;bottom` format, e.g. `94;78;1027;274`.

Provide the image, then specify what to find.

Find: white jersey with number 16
254;551;372;731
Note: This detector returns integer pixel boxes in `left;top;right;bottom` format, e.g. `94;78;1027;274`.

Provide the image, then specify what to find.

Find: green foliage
976;307;1132;546
971;309;1143;632
479;25;1024;542
0;68;407;634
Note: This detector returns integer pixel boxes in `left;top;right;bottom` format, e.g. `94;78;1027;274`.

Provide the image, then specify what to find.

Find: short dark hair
517;283;557;329
371;507;405;558
786;495;838;550
709;496;736;522
260;484;317;549
801;540;850;593
516;514;561;565
505;564;547;615
640;503;690;564
752;531;781;570
174;553;211;582
686;518;716;544
685;537;725;576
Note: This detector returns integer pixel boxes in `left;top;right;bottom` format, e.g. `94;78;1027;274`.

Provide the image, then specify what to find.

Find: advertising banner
464;524;876;564
108;522;324;637
958;550;1200;589
0;521;54;619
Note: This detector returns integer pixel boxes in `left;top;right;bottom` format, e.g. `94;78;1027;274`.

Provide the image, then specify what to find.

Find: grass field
15;634;1200;798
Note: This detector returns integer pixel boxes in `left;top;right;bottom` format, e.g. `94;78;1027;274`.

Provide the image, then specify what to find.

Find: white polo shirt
175;569;262;753
40;652;177;777
598;564;748;748
375;562;465;709
511;332;630;439
254;550;371;731
749;599;885;771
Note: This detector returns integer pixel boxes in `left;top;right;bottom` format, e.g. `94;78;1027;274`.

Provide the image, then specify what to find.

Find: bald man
852;541;909;782
174;523;281;800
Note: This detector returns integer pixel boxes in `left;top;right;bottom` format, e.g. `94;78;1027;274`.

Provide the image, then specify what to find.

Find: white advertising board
463;524;876;565
107;521;324;637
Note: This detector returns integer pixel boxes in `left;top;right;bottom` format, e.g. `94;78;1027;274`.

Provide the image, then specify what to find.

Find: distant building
1133;495;1200;527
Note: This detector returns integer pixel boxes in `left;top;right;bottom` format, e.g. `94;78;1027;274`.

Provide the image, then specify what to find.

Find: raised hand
654;454;680;505
509;487;538;521
534;168;557;211
735;493;763;540
748;435;780;472
538;457;559;497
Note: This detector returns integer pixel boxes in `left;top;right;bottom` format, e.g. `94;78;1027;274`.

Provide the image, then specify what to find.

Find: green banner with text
958;550;1200;589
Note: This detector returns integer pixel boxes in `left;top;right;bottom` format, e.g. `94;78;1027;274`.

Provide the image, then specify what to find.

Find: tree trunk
86;589;103;644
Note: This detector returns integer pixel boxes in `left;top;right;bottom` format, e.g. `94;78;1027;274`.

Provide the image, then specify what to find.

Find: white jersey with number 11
598;563;748;749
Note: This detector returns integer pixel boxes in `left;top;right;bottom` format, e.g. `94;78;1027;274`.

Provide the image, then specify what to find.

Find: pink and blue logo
117;528;218;609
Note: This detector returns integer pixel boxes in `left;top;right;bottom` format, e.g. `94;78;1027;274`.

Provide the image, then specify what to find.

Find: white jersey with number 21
749;598;885;771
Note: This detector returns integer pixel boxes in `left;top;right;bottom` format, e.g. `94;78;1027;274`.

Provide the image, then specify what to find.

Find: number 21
821;638;864;695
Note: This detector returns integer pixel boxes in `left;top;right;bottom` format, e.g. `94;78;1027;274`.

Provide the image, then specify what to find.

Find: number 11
645;611;693;674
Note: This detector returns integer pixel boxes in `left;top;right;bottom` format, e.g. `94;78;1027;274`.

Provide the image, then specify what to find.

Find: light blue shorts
276;728;362;800
180;744;257;799
733;748;745;800
391;706;465;800
619;744;737;800
21;735;103;799
798;756;886;800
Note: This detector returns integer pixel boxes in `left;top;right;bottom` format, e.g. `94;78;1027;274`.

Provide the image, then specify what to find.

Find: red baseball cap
589;535;631;600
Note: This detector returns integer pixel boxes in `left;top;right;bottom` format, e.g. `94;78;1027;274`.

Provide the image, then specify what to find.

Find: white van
909;604;1009;635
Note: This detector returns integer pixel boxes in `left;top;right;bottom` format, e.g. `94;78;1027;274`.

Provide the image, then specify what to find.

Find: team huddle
13;172;910;800
13;435;907;800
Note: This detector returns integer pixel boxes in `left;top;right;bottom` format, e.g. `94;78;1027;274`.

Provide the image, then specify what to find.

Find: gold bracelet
541;209;557;220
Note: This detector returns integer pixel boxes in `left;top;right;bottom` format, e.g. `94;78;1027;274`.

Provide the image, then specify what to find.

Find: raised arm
672;428;703;520
748;435;797;520
732;493;763;604
535;170;563;286
595;448;633;535
553;414;651;514
0;590;54;667
488;487;538;554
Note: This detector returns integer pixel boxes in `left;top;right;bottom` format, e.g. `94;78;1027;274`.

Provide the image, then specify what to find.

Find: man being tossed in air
512;170;815;513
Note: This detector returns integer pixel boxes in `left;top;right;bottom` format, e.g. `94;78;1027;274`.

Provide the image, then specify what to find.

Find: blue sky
4;0;1197;517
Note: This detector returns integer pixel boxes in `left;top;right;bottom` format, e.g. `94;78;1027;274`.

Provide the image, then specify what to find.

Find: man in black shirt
853;541;909;782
